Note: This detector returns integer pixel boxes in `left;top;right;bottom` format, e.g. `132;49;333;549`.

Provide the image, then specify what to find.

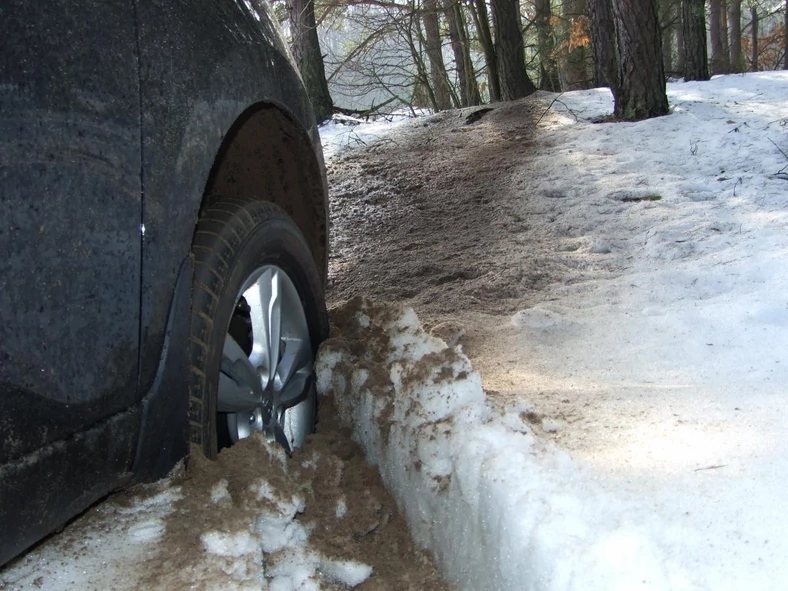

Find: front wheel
188;198;327;458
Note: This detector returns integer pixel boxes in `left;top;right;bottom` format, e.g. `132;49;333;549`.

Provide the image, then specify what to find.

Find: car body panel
0;1;142;464
0;0;328;567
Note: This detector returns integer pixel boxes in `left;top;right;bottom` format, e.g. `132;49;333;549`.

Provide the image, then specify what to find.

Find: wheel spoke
275;368;312;411
243;268;283;390
243;273;269;386
266;269;282;388
218;335;264;412
274;337;311;389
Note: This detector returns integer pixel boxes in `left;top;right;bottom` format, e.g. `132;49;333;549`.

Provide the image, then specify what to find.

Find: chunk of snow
127;519;165;544
511;307;563;328
201;530;259;558
210;479;231;504
256;515;309;554
541;417;562;433
335;496;347;519
319;558;373;587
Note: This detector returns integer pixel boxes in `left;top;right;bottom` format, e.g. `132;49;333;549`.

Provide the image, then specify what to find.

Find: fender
135;0;329;402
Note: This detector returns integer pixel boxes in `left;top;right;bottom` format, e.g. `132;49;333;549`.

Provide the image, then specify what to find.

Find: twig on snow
763;117;788;130
732;176;742;196
536;93;579;126
768;138;788;174
694;464;727;472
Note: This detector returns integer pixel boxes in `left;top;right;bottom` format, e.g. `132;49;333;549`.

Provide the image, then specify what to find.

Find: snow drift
316;297;698;590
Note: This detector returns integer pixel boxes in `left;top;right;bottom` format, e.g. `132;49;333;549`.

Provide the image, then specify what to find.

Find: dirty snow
0;428;448;590
319;108;432;160
321;72;788;590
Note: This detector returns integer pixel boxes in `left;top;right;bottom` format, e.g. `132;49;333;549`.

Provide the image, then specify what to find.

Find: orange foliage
567;16;591;50
552;15;590;59
740;27;786;70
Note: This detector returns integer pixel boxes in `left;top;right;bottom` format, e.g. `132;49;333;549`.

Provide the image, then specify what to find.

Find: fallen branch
535;93;574;126
333;96;400;121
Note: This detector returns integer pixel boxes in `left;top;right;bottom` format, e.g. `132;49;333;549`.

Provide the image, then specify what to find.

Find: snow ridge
317;298;694;590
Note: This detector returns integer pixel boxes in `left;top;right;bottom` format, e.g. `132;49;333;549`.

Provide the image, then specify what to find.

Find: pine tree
490;0;537;100
589;0;670;119
682;0;710;80
288;0;333;122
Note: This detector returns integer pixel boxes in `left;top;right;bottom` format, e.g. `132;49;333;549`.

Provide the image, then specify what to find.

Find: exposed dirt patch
327;99;572;321
324;96;620;452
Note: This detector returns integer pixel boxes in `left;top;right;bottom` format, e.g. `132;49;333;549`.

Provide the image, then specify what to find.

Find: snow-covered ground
319;108;432;160
319;73;788;590
3;73;786;591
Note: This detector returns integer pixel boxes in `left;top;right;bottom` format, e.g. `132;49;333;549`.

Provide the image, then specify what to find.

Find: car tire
187;197;327;458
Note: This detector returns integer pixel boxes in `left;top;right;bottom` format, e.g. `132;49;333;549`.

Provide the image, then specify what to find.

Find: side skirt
0;405;140;566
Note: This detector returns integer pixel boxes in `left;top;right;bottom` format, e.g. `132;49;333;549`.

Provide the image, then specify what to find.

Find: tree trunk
404;6;440;109
784;0;788;69
535;0;561;90
467;0;501;101
682;0;709;80
287;0;333;123
659;0;674;75
720;0;730;69
728;0;742;72
445;0;481;106
750;7;758;71
709;0;726;74
561;0;590;90
609;0;669;119
588;0;619;90
490;0;537;100
589;0;668;119
422;0;453;110
676;10;685;73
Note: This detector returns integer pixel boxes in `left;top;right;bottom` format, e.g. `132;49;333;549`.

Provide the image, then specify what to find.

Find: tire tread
187;197;320;455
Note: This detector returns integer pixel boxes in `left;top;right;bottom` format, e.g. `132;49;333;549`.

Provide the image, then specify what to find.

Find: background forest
277;0;788;122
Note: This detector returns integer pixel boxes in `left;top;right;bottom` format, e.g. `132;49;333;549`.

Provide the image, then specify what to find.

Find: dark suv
0;0;329;565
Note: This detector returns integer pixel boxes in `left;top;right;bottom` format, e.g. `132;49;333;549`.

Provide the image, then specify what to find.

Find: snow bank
319;109;430;159
316;297;699;590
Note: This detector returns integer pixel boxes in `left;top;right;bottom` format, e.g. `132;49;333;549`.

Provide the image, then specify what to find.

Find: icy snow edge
316;297;694;591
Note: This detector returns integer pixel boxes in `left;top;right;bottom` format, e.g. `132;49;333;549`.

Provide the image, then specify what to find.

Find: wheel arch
200;101;329;283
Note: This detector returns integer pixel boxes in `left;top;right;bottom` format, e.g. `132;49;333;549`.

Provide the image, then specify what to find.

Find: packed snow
319;72;788;590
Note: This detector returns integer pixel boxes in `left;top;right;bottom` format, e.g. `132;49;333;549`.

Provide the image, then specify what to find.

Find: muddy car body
0;0;328;565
